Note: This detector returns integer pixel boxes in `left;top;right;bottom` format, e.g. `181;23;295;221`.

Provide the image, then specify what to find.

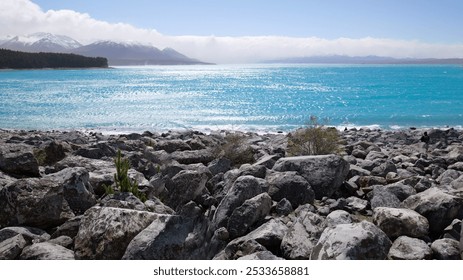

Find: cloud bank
1;0;463;63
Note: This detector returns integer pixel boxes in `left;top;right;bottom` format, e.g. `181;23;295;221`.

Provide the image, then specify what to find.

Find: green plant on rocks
287;115;342;156
104;150;146;202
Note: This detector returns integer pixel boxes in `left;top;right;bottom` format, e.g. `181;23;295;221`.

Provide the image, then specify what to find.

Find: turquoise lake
1;64;462;133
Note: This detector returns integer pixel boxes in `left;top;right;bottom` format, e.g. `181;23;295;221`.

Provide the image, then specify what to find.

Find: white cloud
1;0;463;63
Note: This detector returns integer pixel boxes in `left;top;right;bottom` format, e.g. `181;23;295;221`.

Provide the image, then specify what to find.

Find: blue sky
1;0;463;63
31;0;463;43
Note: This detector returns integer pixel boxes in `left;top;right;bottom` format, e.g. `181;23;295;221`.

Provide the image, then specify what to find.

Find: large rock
123;202;210;260
431;238;460;260
214;219;288;260
273;155;349;199
171;149;215;165
373;207;429;239
0;234;27;260
211;175;268;230
401;187;463;236
35;140;68;165
310;221;391;260
0;144;39;178
0;178;74;229
164;169;210;210
266;171;314;208
280;211;325;259
45;167;97;215
20;242;75;260
227;193;272;238
74;206;158;259
367;186;401;209
153;139;191;153
74;142;116;159
387;236;433;260
0;226;50;243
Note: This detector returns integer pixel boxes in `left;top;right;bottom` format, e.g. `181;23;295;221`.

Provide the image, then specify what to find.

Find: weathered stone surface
311;221;391;260
0;178;74;228
281;211;325;259
431;238;460;260
323;210;355;228
273;198;293;216
227;193;272;238
123;202;210;260
237;250;284;260
48;236;73;249
0;234;27;260
171;149;215;165
212;175;268;230
0;226;50;243
266;171;314;208
74;206;158;259
373;207;429;239
387;236;433;260
272;155;349;199
371;160;397;177
367;186;401;209
207;157;232;176
35;140;68;165
0;145;39;178
75;142;116;159
100;192;147;211
20;242;75;260
253;154;280;169
45;167;96;215
153;139;191;153
51;216;82;239
214;219;288;260
165;169;210;210
401;187;463;235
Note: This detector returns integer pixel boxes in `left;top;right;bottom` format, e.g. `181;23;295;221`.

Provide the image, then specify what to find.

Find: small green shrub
104;150;147;202
214;133;254;166
287;116;342;156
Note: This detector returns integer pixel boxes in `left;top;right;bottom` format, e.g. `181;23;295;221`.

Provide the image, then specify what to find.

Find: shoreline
0;127;462;260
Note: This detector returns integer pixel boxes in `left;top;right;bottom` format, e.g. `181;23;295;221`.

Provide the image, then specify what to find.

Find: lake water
1;64;462;133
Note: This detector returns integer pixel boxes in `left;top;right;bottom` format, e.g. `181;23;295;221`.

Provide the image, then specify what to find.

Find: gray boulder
387;236;433;260
323;210;355;228
35;140;68;165
273;155;349;199
0;144;39;178
367;186;401;209
207;157;232;176
373;207;429;239
165;169;210;210
371;160;397;177
227;193;272;238
310;221;391;260
45;167;97;215
20;242;75;260
237;251;284;260
266;171;314;208
212;175;268;230
153;139;191;153
74;206;158;259
0;226;50;243
51;216;82;239
431;238;460;260
0;234;27;260
123;202;210;260
214;219;288;260
0;178;74;228
170;149;214;165
74;142;116;159
280;211;325;259
401;187;463;235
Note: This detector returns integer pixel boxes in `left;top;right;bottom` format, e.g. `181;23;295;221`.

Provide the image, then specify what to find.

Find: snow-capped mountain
0;32;82;53
1;33;211;65
72;40;210;65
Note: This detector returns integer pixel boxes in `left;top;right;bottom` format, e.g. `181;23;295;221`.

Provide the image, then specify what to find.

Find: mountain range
0;33;211;66
265;55;463;65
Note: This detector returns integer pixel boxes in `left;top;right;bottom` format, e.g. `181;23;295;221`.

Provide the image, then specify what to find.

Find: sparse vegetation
287;116;342;156
213;133;255;166
104;150;147;202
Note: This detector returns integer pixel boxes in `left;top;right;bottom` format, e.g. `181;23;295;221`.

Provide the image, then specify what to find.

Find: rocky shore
0;127;462;260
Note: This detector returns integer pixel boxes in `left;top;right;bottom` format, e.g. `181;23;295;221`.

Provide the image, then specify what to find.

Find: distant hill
0;33;211;66
265;55;463;65
72;41;212;66
0;49;108;69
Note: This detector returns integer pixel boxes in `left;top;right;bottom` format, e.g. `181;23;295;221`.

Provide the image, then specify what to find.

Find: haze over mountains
2;33;463;66
0;33;211;66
